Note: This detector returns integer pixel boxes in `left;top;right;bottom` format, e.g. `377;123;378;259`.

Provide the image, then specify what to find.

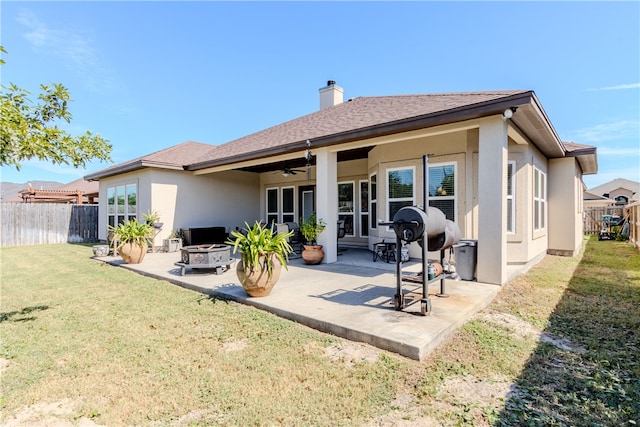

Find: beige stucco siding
548;157;583;256
366;128;471;257
97;169;260;243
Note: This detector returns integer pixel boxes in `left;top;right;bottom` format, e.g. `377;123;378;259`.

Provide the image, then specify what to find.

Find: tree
0;46;112;170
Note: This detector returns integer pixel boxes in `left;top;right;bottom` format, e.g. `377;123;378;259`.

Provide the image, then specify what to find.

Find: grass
1;237;639;426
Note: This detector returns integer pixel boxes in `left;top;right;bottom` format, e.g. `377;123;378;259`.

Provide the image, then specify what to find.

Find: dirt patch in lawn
3;399;103;427
324;341;382;366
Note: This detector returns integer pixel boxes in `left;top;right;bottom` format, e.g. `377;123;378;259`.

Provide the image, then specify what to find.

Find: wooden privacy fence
1;203;98;247
583;206;624;235
628;201;640;251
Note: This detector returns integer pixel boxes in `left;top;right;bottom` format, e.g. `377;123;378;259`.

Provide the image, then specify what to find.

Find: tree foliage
0;46;112;170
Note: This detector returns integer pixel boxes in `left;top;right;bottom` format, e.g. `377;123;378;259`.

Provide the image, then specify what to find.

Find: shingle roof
588;178;640;196
190;91;530;169
85;141;214;180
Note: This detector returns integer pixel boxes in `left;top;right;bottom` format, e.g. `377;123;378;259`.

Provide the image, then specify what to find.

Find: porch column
315;148;338;263
477;117;508;285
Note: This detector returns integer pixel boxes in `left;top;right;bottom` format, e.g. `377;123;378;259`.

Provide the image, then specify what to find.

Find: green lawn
1;237;638;426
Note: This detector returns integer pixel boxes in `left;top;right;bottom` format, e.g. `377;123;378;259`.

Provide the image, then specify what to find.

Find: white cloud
18;10;97;70
568;120;639;143
588;83;640;91
16;9;116;93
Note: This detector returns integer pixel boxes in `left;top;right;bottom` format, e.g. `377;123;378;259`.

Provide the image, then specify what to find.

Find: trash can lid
457;239;477;246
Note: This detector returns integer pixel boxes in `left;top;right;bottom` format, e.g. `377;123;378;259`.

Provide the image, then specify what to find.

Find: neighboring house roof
588;178;640;200
85;89;598;180
55;178;99;194
583;190;614;201
583;190;615;207
85;141;214;180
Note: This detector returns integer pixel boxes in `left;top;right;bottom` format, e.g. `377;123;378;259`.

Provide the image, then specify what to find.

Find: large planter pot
118;242;148;264
302;245;324;265
236;254;282;297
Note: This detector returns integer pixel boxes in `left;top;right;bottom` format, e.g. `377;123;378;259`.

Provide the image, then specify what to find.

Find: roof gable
589;178;640;196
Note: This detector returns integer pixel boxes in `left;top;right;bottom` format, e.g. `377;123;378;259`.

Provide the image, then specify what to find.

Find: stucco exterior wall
548;157;583;256
366;128;470;257
97;169;260;242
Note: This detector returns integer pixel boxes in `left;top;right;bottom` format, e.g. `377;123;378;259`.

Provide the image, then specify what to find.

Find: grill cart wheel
421;299;432;316
393;293;404;311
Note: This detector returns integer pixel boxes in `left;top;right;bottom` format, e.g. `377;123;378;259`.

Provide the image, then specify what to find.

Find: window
266;188;278;225
507;161;516;233
338;181;354;236
360;180;368;237
387;167;415;221
282;187;295;222
107;183;137;228
370;173;377;229
534;167;546;231
428;163;456;221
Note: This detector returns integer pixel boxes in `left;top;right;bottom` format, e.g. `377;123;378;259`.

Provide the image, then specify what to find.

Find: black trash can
454;239;477;281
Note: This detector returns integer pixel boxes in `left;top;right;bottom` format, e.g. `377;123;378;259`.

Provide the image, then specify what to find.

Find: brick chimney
319;80;344;110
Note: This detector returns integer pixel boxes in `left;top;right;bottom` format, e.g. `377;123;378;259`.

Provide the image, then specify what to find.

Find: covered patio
97;247;500;360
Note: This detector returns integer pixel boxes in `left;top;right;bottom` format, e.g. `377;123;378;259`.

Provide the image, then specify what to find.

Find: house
3;178;99;204
587;178;639;206
583;190;615;208
85;81;598;285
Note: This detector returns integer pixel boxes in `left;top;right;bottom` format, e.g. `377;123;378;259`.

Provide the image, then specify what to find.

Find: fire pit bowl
175;244;232;275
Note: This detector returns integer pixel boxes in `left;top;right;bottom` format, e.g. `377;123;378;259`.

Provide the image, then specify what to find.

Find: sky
1;1;638;190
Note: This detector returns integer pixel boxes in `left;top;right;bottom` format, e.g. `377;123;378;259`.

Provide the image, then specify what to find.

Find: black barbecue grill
390;206;460;315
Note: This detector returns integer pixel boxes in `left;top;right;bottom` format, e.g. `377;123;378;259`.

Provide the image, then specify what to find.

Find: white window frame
281;186;295;223
370;173;377;230
534;167;546;231
427;161;457;222
107;183;137;228
387;166;416;223
338;180;355;237
359;179;369;238
266;187;279;225
507;161;516;234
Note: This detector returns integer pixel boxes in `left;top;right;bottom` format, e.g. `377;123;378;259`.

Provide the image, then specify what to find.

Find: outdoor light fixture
502;107;517;120
282;172;290;178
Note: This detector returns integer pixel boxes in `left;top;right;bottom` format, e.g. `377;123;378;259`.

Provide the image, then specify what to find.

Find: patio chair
285;222;304;254
277;223;302;258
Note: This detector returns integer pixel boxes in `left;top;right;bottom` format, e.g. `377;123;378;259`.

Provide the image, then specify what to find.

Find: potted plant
143;209;163;229
227;221;294;297
163;229;183;253
299;212;326;265
108;219;154;264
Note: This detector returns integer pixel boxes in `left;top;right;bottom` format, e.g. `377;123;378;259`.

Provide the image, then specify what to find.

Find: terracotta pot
236;254;282;297
118;242;148;264
432;262;443;277
302;245;324;265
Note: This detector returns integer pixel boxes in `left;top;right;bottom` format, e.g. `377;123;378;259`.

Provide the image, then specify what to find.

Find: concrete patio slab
97;248;500;361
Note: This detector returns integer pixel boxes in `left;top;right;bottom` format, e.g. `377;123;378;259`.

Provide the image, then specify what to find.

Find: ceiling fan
276;166;306;177
277;140;315;178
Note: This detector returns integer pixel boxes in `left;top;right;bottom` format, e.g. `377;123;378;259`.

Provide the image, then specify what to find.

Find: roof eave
565;147;598;175
84;160;185;181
